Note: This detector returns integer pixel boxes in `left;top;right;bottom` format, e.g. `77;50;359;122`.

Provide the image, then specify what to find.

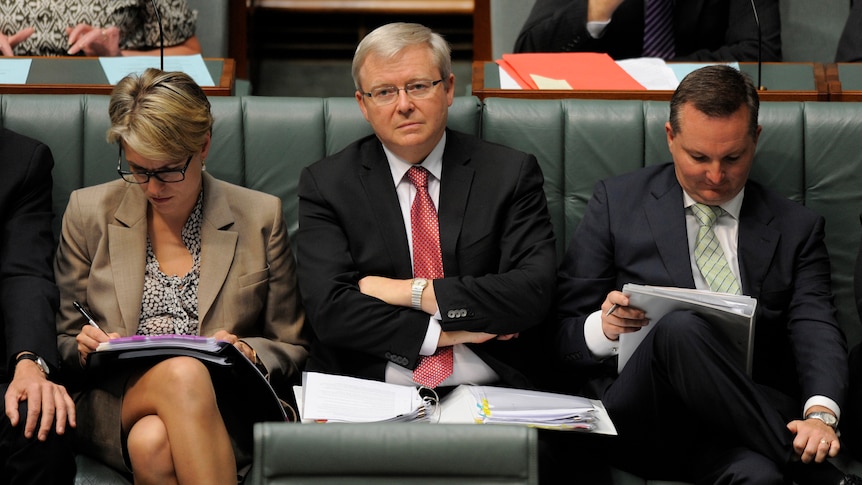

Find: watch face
809;412;837;426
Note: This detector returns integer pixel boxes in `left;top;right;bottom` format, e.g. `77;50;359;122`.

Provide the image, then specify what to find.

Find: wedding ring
821;439;830;445
101;29;107;39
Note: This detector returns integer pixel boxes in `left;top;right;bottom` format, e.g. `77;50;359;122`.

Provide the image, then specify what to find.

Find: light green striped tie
691;203;741;295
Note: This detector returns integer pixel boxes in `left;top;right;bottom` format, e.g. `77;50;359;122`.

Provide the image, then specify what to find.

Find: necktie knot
691;203;722;228
407;166;429;189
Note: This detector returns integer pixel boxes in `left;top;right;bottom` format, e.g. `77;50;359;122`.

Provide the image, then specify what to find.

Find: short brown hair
669;65;759;139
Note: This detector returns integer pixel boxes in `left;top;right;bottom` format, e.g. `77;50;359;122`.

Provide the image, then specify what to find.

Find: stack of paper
439;385;617;434
299;372;430;423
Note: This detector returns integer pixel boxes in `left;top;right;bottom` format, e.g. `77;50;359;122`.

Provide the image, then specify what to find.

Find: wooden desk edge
472;61;829;102
0;57;235;97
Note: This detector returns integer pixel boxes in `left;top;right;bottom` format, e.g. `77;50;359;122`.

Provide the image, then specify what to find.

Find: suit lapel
358;142;413;277
198;174;238;325
109;185;148;336
644;167;697;288
437;135;473;277
737;185;779;297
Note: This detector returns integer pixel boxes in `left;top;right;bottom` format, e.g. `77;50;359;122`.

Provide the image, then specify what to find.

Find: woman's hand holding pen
76;325;120;368
601;291;648;341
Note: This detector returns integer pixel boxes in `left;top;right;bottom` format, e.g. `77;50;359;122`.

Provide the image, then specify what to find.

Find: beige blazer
55;172;309;392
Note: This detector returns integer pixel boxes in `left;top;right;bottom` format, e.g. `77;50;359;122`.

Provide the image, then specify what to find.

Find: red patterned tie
406;166;453;388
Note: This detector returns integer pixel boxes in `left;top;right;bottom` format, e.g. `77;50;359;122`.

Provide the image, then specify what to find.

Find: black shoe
841;474;862;485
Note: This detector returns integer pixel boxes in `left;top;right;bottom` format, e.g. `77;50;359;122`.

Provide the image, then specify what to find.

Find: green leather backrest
1;94;860;345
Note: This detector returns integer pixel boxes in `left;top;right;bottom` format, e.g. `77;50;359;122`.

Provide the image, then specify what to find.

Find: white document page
300;372;426;423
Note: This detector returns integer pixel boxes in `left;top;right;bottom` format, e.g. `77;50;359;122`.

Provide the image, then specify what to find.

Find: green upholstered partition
251;422;539;484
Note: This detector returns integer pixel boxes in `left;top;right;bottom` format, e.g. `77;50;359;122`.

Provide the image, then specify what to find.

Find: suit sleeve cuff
804;396;841;421
586;19;611;39
420;316;441;356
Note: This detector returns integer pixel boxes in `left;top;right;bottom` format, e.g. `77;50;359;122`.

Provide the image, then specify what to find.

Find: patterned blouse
0;0;196;56
137;192;203;336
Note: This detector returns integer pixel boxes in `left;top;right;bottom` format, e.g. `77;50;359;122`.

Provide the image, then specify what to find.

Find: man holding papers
554;65;858;484
297;23;556;390
514;0;781;62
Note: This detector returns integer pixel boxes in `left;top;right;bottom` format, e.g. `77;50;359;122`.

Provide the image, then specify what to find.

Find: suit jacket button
447;310;456;319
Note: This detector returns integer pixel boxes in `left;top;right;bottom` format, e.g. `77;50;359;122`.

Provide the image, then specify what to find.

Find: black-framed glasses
117;146;193;184
361;79;444;106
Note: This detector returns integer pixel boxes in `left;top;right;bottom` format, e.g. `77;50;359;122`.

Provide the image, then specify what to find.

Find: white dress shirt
380;134;499;387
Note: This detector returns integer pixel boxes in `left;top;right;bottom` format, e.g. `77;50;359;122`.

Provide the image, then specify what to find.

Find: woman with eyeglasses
54;68;309;484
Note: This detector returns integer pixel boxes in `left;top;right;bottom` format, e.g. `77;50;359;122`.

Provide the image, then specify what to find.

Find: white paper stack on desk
298;372;431;423
438;385;617;435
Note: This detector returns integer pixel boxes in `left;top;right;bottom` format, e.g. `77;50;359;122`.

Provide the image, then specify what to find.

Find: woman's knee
127;415;175;481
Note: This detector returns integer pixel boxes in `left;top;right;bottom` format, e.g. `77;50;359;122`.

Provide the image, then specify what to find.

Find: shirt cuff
586;19;611;39
420;316;442;356
585;310;619;359
804;396;841;422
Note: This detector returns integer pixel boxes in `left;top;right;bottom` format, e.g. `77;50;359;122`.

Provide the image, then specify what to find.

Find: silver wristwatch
16;352;50;375
411;278;428;310
805;411;838;429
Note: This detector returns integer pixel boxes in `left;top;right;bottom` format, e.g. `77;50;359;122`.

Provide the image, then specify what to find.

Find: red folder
496;52;646;90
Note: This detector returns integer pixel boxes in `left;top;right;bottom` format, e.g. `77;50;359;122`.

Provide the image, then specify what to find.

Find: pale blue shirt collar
383;133;446;186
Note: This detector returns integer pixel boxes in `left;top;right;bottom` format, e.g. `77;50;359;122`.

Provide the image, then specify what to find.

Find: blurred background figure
0;0;199;57
836;0;862;62
513;0;781;61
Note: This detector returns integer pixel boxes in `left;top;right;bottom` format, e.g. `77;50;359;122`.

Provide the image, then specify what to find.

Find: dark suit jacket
297;129;557;387
836;0;862;62
555;163;847;407
514;0;782;62
0;128;59;379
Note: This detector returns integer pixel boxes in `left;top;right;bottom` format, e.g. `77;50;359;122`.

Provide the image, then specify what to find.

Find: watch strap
411;278;427;310
15;352;49;375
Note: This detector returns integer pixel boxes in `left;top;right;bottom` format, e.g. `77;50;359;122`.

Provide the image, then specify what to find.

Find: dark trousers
599;310;843;485
0;383;76;485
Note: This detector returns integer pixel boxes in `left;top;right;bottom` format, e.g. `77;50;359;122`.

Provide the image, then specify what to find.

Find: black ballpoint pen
72;301;109;336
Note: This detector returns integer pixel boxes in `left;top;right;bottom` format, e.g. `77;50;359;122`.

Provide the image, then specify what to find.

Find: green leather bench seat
1;94;861;484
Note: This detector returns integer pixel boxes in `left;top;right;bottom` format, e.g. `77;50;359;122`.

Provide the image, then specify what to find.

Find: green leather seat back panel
562;99;645;254
482;97;566;258
208;96;245;186
804;102;862;345
2;95;87;239
242;96;326;236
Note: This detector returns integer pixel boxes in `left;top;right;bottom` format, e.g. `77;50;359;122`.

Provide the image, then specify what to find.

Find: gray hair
351;22;452;92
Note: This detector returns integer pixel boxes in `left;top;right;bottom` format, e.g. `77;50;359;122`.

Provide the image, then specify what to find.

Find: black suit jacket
0;128;59;379
836;0;862;62
297;130;557;387
514;0;782;62
555;163;847;407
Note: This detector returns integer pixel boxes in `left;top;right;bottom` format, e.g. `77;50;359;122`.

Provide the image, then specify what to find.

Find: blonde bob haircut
107;68;213;161
351;22;452;92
